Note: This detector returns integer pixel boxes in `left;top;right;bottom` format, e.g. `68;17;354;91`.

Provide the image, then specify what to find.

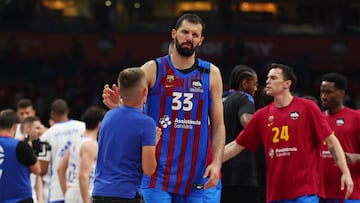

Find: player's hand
102;84;121;109
155;127;162;145
341;172;353;199
203;163;220;189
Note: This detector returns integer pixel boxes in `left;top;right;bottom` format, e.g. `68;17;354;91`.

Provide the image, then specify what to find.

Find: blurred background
0;0;360;124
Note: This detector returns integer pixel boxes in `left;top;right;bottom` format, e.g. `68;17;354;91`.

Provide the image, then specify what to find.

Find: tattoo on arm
329;147;338;163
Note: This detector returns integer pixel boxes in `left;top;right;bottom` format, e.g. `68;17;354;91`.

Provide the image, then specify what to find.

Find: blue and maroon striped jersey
141;55;211;196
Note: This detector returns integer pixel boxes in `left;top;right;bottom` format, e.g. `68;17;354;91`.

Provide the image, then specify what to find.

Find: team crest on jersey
336;118;345;126
290;111;300;120
267;115;274;127
190;79;203;93
166;75;174;83
268;115;274;122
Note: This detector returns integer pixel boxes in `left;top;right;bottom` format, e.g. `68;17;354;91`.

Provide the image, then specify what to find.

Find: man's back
93;105;156;199
39;119;85;202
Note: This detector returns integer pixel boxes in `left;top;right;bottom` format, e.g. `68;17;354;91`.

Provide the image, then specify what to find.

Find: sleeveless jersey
0;137;32;202
38;120;85;202
141;55;211;196
66;136;96;191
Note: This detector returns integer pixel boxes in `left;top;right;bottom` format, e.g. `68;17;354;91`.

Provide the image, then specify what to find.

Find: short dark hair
21;116;41;126
0;109;20;130
229;65;256;90
175;13;205;36
321;73;348;91
268;63;297;92
81;106;106;130
117;67;146;101
17;98;33;109
51;99;69;115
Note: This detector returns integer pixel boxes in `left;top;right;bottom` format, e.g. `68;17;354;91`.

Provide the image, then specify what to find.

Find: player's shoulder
141;59;157;70
343;107;360;116
80;138;98;153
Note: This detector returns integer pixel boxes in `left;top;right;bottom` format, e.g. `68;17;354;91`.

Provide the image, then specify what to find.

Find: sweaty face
320;81;342;110
17;107;36;121
173;20;203;57
265;68;288;97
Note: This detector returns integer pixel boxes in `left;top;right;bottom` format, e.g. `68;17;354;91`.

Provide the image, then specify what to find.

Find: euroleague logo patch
290;111;300;120
190;79;203;93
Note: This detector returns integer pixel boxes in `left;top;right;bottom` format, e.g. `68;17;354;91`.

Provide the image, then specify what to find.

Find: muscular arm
35;175;44;203
239;113;252;128
142;145;157;176
223;140;245;162
57;148;70;195
102;60;157;109
325;133;354;198
29;161;41;175
39;160;49;176
79;141;98;203
203;64;225;189
140;60;157;89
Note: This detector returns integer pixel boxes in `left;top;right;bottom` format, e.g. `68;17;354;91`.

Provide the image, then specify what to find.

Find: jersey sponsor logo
290;111;300;120
159;115;202;129
174;118;201;129
336;118;345;126
320;150;332;158
268;147;298;158
190;79;203;93
55;128;82;137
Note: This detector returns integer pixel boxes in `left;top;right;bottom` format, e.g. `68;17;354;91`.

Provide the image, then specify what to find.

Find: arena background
0;0;359;124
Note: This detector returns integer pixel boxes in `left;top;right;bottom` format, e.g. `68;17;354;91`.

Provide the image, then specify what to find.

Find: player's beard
175;38;197;57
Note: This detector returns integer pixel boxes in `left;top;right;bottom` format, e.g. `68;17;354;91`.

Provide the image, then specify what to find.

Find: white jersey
38;120;85;202
14;124;24;140
66;136;96;189
65;136;96;203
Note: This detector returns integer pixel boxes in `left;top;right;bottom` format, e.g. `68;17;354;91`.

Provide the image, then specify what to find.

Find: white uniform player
65;136;96;203
38;120;85;203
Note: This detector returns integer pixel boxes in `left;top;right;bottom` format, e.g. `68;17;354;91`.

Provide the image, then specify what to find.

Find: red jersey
320;107;360;199
236;96;332;202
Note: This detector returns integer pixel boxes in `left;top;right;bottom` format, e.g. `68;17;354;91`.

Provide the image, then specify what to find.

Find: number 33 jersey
142;55;211;196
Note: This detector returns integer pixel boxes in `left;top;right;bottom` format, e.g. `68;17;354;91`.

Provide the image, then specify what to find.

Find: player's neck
170;52;196;70
326;104;344;115
0;130;13;138
83;129;98;140
123;101;143;111
53;115;69;123
274;93;293;108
